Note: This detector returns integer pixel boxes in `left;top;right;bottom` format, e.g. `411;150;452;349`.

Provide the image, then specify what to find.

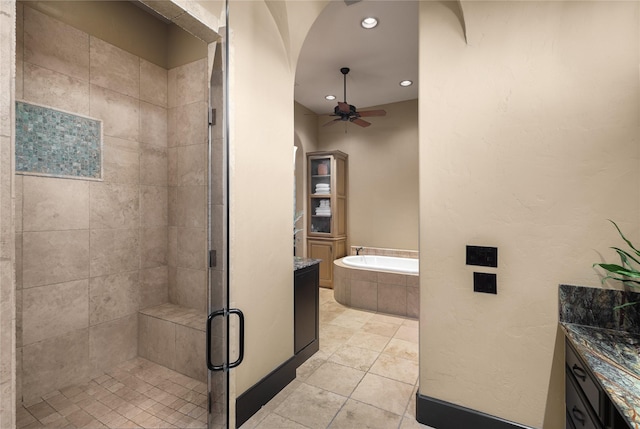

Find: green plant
593;220;640;308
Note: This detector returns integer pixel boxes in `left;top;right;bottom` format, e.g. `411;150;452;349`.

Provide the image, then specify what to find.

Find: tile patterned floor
17;358;208;429
240;288;433;429
17;288;432;429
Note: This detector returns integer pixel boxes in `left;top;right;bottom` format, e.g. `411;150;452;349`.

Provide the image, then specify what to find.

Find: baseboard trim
416;393;534;429
235;356;297;428
293;339;319;368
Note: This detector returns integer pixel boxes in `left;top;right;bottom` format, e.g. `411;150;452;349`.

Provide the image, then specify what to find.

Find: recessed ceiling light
325;95;336;100
361;17;378;29
399;80;413;87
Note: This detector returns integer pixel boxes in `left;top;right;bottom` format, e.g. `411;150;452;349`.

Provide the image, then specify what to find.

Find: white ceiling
294;0;419;115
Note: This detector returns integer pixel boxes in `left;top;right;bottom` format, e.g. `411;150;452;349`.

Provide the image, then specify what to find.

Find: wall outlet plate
473;272;497;294
466;246;498;268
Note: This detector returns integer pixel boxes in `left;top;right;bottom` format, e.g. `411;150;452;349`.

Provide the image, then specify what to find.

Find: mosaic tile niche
16;101;103;180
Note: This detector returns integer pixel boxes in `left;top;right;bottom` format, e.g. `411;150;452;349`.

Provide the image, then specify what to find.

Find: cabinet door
294;266;318;353
308;241;333;287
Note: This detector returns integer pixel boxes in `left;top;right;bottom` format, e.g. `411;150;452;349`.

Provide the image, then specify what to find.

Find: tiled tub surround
559;284;640;428
15;5;210;405
350;245;419;259
334;258;419;318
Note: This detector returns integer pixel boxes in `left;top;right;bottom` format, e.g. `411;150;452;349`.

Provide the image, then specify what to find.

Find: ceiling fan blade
357;109;387;117
337;102;350;114
351;118;371;127
323;119;341;127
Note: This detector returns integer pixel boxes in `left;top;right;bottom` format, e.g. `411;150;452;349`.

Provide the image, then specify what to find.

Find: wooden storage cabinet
307;238;346;288
307;151;348;288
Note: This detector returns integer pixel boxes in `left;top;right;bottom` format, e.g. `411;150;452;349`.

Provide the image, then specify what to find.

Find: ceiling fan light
325;95;336;100
399;80;413;87
361;17;378;29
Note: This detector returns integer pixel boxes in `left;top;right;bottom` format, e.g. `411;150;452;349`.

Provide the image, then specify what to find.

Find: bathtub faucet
355;247;363;255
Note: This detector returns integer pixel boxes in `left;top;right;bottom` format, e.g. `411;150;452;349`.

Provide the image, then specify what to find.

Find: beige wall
0;1;16;427
317;99;419;251
227;1;328;397
294;101;320;256
419;2;639;428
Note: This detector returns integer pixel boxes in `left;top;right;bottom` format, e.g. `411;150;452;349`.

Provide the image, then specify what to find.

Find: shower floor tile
18;358;207;429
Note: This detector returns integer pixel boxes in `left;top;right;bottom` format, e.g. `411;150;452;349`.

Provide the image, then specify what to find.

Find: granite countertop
294;257;322;271
561;323;640;427
560;284;640;428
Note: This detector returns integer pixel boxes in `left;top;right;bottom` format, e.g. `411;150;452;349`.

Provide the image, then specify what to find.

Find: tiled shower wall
14;5;209;404
0;1;16;427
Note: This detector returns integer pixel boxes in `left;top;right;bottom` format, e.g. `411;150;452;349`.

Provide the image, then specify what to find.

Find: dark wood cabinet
294;263;319;366
565;339;631;429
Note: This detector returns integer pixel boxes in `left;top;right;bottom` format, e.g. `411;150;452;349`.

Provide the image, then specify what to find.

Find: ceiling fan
323;67;386;128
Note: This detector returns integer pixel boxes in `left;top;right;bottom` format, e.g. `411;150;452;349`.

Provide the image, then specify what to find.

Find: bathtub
334;255;419;318
341;255;418;275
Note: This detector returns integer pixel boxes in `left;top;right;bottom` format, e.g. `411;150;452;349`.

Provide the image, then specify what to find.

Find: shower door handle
206;308;245;371
206;309;225;371
228;308;245;369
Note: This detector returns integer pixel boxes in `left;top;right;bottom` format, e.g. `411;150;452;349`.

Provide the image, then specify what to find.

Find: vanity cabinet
565;339;631;429
306;151;348;288
294;262;319;367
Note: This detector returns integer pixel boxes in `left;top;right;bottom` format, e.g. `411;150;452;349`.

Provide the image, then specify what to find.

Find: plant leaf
613;301;639;310
609;220;640;258
594;263;640;278
612;247;640;267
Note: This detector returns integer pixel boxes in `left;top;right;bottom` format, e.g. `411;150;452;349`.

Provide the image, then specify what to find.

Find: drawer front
566;373;602;429
566;340;602;417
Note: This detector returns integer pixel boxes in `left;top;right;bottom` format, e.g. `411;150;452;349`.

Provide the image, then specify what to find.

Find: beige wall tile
168;187;177;227
23;6;89;82
140;144;168;186
210;138;224;206
22;230;89;288
90;37;139;99
350;280;377;312
167;59;207;108
168;102;207;147
377;283;407;317
351;268;377;283
141;186;168;227
177;144;206;186
89;314;137;377
173;268;206;312
140;60;168;108
176;186;205;228
406;287;419;319
377;272;406;286
138;314;175;370
22;176;90;232
103;136;139;184
141;227;168;269
89;272;139;326
89;228;139;277
406;275;419;288
167;148;177;187
177;228;206;270
140;102;167;147
15;175;22;232
15;234;22;289
22;329;90;404
90;85;139;141
167;226;177;267
175;325;206;382
140;266;168;309
90;182;139;229
22;280;89;346
23;63;90;116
